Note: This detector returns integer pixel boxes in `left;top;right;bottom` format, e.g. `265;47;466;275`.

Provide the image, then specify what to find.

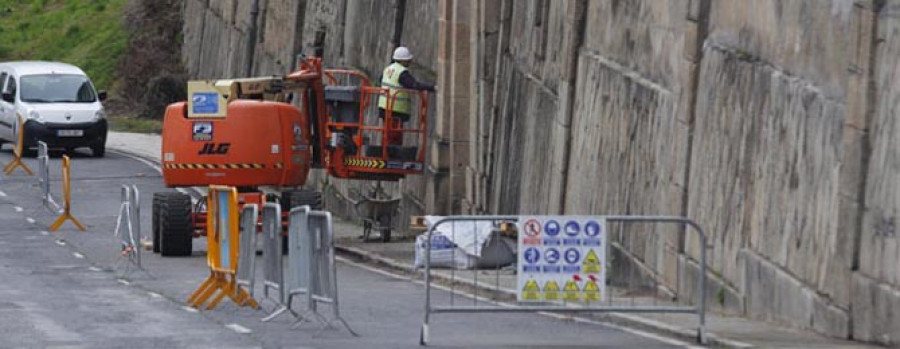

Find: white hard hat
393;46;413;61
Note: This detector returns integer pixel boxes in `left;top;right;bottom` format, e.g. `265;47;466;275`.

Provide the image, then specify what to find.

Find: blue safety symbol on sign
524;247;540;264
545;220;561;236
523;247;541;273
545;248;560;264
564;248;580;264
192;92;219;114
585;220;601;237
565;221;580;236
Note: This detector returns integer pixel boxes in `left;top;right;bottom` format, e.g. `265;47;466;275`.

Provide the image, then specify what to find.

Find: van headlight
28;110;45;124
93;110;107;122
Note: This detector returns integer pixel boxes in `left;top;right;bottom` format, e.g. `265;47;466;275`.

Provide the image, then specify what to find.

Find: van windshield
20;74;96;103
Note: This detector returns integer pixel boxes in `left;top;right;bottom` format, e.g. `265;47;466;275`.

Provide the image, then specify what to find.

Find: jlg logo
198;143;230;155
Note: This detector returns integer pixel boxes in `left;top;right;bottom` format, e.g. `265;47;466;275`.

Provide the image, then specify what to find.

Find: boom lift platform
151;52;430;256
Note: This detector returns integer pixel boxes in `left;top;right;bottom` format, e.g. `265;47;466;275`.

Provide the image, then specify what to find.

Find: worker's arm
398;71;435;91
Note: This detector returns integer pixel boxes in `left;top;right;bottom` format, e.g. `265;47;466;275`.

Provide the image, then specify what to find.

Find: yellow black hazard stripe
165;163;283;170
343;157;386;169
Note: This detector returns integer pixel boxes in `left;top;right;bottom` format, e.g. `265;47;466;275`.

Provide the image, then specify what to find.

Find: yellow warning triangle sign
583;249;601;274
563;280;580;301
583;280;601;302
543;281;560;301
522;279;541;300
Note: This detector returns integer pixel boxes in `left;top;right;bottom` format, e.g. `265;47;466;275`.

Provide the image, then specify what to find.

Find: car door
0;71;13;142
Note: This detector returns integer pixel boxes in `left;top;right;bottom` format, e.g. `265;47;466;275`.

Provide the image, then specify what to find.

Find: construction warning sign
543;281;560;301
522;279;541;300
517;216;606;302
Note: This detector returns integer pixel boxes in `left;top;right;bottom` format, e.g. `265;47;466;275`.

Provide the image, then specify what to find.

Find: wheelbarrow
354;197;401;242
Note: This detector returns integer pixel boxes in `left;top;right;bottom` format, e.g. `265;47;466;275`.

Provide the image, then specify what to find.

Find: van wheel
158;192;193;257
91;143;105;158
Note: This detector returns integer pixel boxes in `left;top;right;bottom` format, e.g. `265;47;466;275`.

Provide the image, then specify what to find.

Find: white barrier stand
287;207;357;336
113;185;152;278
236;204;259;301
37;142;62;214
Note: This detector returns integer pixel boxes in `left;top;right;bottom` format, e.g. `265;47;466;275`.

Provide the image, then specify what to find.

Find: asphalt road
0;146;687;348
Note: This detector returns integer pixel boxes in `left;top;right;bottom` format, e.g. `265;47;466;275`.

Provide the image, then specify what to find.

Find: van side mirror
97;90;107;102
1;92;13;103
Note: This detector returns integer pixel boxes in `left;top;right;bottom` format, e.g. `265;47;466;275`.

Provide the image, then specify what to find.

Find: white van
0;61;107;157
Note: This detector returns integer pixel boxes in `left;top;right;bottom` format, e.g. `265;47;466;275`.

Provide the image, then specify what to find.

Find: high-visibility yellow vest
378;62;411;114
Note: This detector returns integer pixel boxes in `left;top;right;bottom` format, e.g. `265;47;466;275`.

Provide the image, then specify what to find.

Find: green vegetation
0;0;129;90
109;116;162;134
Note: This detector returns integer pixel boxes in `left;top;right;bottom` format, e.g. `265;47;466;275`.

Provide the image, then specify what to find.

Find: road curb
334;242;753;348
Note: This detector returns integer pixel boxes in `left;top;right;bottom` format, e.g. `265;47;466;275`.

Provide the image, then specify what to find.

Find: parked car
0;61;107;157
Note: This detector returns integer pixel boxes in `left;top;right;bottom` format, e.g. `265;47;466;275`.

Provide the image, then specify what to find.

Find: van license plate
57;130;83;137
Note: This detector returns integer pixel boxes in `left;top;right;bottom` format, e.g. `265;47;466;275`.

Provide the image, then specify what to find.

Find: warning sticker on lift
517;216;606;303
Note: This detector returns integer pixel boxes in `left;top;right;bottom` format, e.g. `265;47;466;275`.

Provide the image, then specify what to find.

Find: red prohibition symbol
524;218;542;237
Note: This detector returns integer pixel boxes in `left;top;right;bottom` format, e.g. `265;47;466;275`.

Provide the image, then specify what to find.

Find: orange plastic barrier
49;155;85;232
3;115;34;176
187;185;258;310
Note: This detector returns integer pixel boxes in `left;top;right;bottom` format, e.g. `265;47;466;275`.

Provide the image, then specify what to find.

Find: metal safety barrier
37;141;62;213
261;203;291;321
187;185;258;310
261;205;356;335
236;204;259;300
49;155;85;231
113;185;151;277
3;115;33;176
419;215;709;346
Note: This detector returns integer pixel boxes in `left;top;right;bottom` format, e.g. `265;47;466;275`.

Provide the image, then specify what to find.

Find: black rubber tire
159;192;193;257
91;143;105;158
151;193;164;253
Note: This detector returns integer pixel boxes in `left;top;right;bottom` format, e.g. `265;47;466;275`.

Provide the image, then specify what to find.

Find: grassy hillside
0;0;129;90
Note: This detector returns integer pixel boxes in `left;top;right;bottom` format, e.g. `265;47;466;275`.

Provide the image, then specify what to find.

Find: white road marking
72;252;84;259
336;256;707;349
0;190;6;197
14;206;23;212
40;231;49;236
117;279;131;286
148;292;163;299
54;240;66;246
26;217;35;224
181;306;199;313
225;323;252;334
88;267;103;272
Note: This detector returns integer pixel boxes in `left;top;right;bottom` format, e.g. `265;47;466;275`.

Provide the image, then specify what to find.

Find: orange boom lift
151;43;429;256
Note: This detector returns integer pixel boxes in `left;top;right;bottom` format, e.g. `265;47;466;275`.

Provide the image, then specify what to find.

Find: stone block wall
180;0;900;344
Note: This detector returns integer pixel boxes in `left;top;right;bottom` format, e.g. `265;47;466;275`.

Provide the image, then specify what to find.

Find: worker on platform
378;46;435;148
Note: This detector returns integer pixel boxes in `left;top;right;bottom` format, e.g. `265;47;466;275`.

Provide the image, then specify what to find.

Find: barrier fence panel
187;185;258;310
236;204;259;300
113;185;151;278
419;215;709;346
49;156;85;231
261;203;295;322
37;142;62;213
274;206;356;335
